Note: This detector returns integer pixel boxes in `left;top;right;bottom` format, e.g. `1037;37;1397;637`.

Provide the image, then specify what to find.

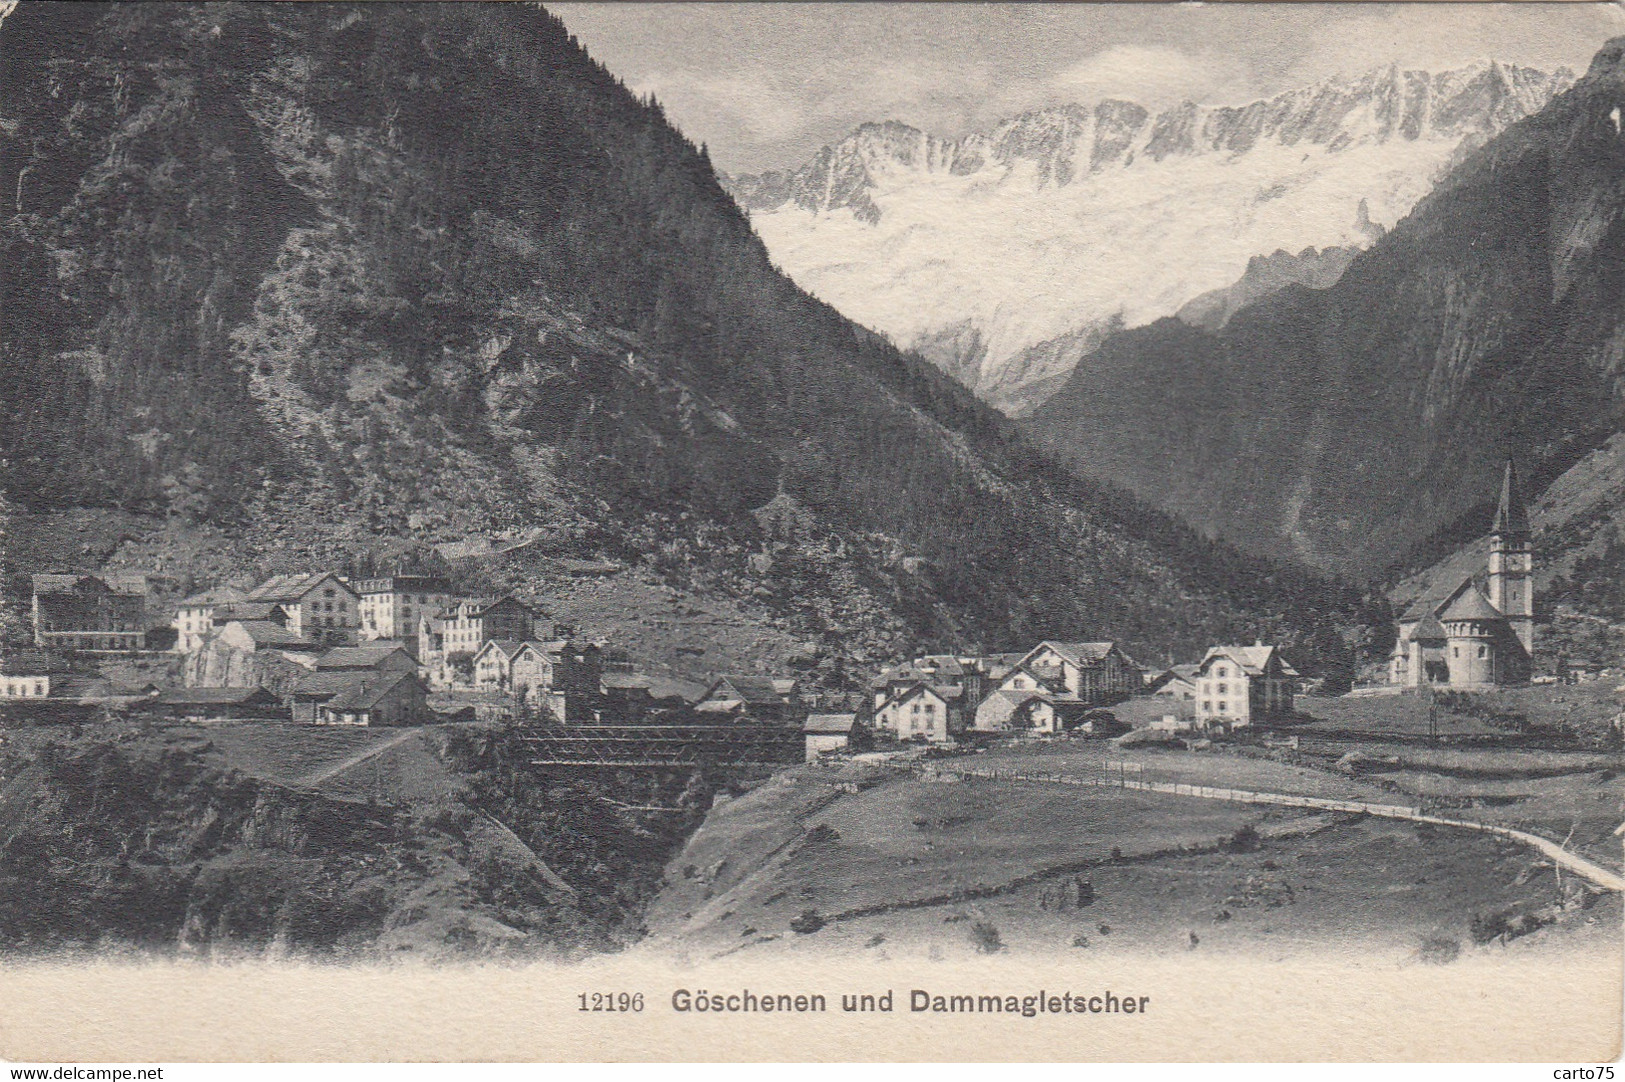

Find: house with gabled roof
695;673;798;721
1006;641;1140;705
1194;643;1299;727
804;713;859;761
245;572;360;646
316;643;417;675
316;670;428;727
154;685;281;722
872;681;965;743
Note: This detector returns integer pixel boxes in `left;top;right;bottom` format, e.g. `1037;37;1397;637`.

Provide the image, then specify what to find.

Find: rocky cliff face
0;2;1367;671
726;62;1573;413
1024;37;1625;583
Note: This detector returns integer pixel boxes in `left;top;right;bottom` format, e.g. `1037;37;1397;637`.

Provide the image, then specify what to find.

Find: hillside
1025;37;1625;583
0;2;1374;678
725;63;1571;414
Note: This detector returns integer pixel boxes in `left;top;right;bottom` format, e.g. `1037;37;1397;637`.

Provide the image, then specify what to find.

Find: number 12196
578;992;645;1012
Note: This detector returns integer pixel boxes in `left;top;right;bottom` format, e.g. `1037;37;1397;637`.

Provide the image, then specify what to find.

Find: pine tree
0;475;33;650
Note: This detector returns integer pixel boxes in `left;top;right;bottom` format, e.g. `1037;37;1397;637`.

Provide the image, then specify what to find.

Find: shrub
969;921;1004;953
790;909;825;935
1418;936;1460;964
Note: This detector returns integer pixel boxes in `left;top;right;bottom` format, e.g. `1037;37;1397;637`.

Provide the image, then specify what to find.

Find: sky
550;3;1625;173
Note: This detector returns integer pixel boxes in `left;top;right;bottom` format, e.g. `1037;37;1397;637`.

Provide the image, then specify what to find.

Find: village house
973;688;1061;733
873;681;965;743
153;685;281;723
316;643;417;675
316;670;428;727
353;575;454;644
1148;664;1200;703
290;670;365;724
436;597;536;661
472;639;527;691
171;586;246;654
695;674;799;721
31;573;151;653
1389;464;1535;690
0;651;71;699
1004;641;1141;704
1194;643;1298;727
244;572;361;647
803;713;859;761
213;620;323;666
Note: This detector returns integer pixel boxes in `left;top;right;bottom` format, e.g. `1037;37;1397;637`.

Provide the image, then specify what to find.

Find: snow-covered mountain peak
723;61;1575;414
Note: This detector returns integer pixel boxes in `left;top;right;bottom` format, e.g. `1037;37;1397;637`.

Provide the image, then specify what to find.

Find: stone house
353;576;454;644
244;572;361;646
171;586;246;654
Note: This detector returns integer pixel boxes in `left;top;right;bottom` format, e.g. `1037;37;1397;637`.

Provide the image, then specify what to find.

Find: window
1202;701;1212;713
1453;647;1459;658
1218;701;1228;713
1217;665;1228;678
1477;645;1486;658
1217;683;1228;695
33;683;43;696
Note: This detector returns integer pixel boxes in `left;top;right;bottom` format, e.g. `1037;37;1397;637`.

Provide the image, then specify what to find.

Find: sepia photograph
0;0;1622;1062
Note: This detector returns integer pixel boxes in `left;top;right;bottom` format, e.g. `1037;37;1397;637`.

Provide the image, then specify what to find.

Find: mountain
0;2;1373;680
1024;36;1625;585
725;62;1573;414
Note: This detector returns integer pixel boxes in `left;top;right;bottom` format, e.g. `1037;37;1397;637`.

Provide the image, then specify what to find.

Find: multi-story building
352;576;454;644
1194;643;1298;727
172;586;247;654
31;573;150;653
436;597;535;658
244;572;361;647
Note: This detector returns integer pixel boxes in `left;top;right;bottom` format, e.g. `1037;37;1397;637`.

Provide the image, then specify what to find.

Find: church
1389;462;1535;689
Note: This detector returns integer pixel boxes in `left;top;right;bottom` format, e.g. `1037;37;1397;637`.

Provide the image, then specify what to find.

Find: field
640;720;1624;965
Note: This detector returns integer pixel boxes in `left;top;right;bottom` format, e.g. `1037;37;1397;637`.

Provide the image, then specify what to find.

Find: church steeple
1492;459;1529;538
1488;459;1534;658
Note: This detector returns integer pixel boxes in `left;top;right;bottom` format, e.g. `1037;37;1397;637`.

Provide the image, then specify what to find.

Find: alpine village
1;4;1623;965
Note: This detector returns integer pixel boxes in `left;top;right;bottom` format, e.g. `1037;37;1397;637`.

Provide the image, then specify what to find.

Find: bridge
518;723;803;768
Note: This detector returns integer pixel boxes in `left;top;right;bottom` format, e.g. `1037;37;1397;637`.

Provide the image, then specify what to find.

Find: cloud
1050;45;1259;108
1285;4;1625;83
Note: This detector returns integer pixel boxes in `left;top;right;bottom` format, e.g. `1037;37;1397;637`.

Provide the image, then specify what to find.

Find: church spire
1492;459;1528;537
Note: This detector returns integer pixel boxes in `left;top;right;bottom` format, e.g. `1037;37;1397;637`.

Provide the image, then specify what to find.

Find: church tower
1488;460;1534;655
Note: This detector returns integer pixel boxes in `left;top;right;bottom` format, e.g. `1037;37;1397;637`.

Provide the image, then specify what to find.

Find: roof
1039;641;1121;665
156;686;277;706
292;671;367;699
323;671;420;712
878;681;962;712
1200;644;1297;677
246;572;355;604
916;655;967;678
351;575;452;595
804;713;857;734
1440;585;1504;623
224;620;318;649
0;651;73;675
708;675;789;704
176;585;247;608
872;664;932;688
646;676;710;703
316;644;412;670
213;601;286;623
1408;612;1448;641
473;639;525;662
32;573;148;597
601;672;654;691
451;595;533;618
1492;460;1529;536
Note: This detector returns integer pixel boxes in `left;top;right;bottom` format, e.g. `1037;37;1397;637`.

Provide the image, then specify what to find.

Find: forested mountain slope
1027;36;1625;584
1;3;1369;675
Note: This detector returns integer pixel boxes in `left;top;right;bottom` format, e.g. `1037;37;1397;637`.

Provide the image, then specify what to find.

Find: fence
909;761;1624;893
